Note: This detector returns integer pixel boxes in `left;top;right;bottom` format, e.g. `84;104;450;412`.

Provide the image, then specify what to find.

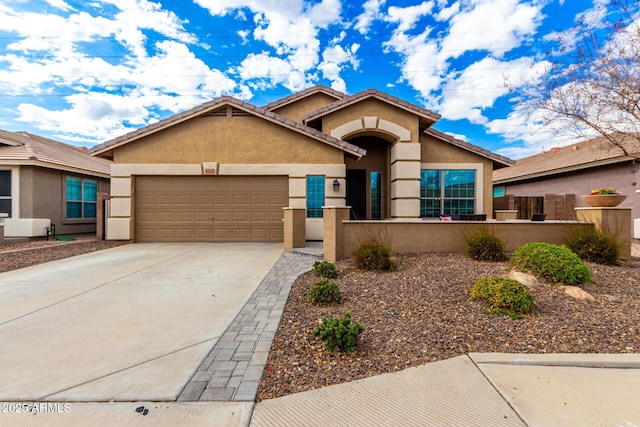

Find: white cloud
319;43;360;92
354;0;386;34
439;56;546;124
43;0;74;11
197;0;350;93
384;1;434;33
0;1;242;144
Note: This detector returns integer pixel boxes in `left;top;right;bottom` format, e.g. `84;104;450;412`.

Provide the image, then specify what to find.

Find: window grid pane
66;177;82;201
0;170;11;197
306;175;325;218
84;180;97;202
66;176;98;219
420;169;475;217
371;171;381;220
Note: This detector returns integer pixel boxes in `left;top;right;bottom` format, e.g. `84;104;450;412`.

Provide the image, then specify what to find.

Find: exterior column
283;208;306;252
323;206;351;262
390;143;421;219
575;207;632;258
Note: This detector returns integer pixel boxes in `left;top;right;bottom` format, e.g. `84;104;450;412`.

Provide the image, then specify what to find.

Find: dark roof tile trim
424;128;514;167
302;88;442;123
493;132;640;183
90;96;366;158
264;85;345;110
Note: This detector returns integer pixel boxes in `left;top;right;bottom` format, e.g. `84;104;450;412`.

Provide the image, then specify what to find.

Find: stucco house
0;129;111;238
493;133;640;233
90;86;513;243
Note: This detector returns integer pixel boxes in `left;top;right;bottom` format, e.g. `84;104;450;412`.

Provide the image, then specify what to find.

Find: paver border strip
178;251;319;402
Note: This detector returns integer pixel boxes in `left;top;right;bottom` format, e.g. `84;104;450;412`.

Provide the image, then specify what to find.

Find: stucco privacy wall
107;163;346;240
421;135;494;215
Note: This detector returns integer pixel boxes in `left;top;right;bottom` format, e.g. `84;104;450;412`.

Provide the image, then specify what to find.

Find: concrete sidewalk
251;353;640;427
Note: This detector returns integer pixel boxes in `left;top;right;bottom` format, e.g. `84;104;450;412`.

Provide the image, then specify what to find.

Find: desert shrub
509;242;591;285
312;260;339;278
312;312;364;354
464;227;507;262
566;228;620;266
471;277;534;317
306;279;342;306
353;240;396;271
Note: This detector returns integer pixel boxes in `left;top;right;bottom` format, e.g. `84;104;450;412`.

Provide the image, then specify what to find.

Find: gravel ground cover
0;236;127;273
2;237;638;403
256;251;640;402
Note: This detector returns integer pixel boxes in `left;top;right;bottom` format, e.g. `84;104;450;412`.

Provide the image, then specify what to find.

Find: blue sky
0;0;632;159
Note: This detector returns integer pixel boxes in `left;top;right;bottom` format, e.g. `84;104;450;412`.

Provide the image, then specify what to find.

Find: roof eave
493;156;634;185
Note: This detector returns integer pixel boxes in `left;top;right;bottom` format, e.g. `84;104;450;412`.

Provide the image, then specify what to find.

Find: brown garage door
135;176;288;242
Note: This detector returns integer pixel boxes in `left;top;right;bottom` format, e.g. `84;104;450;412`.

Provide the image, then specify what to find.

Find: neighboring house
90;86;513;243
0;129;111;238
493;133;640;231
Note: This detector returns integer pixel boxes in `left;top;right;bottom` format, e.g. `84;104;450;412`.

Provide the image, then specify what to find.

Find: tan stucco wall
342;221;595;259
421;135;494;215
113;115;344;165
270;92;341;124
321;99;420;143
19;166;109;235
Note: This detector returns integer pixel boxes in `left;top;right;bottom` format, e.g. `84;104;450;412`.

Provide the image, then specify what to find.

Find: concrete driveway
0;243;282;402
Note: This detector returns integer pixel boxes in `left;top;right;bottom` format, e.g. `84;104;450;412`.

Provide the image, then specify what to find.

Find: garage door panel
135;176;287;242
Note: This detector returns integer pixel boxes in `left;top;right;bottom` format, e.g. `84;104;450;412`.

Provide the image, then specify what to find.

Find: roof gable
264;85;344;111
493;133;640;184
90;96;365;159
301;88;441;128
0;129;111;176
424;128;514;168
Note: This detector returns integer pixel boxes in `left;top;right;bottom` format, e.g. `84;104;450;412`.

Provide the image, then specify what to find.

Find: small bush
566;228;620;266
353;240;396;271
312;312;364;354
464;227;507;262
306;279;342;306
352;227;396;271
312;260;339;278
509;242;591;285
471;277;534;316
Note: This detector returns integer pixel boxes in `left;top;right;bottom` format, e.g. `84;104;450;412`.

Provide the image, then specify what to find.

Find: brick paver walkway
178;249;320;402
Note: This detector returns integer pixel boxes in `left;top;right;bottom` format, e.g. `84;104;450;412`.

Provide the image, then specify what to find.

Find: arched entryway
344;135;391;220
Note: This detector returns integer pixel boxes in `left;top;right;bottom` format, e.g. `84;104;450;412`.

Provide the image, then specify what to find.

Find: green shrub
464;227;507;262
509;242;591;285
312;312;364;354
312;260;339;278
353;240;396;271
566;228;620;266
471;277;534;316
306;279;342;306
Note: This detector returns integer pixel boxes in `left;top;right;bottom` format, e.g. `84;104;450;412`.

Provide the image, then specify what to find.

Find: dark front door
346;169;366;220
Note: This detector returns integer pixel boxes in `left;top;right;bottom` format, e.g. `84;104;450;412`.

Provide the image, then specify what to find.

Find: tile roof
0;129;111;175
493;133;640;184
424;128;514;167
301;88;442;124
90;96;366;159
264;85;345;110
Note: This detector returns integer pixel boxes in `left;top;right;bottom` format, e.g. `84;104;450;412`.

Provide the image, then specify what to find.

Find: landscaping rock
508;270;539;289
560;285;596;302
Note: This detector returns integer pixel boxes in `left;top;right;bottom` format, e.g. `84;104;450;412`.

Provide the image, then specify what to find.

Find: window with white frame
66;176;97;219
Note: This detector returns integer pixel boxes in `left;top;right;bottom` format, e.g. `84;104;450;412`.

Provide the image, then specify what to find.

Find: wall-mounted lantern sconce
333;179;340;192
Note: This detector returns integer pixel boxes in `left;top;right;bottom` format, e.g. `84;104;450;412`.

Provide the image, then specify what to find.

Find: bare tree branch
507;0;640;158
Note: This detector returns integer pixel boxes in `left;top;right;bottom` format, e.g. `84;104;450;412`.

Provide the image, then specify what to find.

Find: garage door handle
210;215;215;220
